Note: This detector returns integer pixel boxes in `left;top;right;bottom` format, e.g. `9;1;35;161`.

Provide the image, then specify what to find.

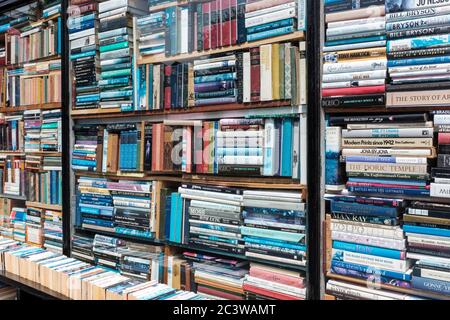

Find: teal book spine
241;226;305;243
281;118;293;177
99;41;129;53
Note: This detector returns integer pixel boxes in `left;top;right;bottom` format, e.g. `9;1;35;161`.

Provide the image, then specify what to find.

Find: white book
99;0;147;13
243;199;305;211
217;130;263;138
390;68;450;78
263;118;278;176
245;7;297;28
69;28;96;41
193;60;236;71
260;44;273;101
244;189;302;200
70;35;96;50
243;52;251;103
245;2;296;19
342;127;433;138
178;187;243;202
299;42;307;105
218;155;263;165
323;59;387;74
327;21;385;37
347;121;433;129
190;200;241;213
245;275;306;296
332;231;406;251
331;220;405;240
386;5;450;22
322;79;385;89
389;63;450;73
328;16;386;28
431;183;450;198
180;194;241;206
342;148;432;157
180;7;189;54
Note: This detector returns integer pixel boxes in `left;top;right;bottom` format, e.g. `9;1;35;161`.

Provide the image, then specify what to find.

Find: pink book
249;266;305;289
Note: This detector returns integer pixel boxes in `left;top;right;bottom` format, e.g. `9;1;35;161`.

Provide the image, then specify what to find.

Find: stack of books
326;195;412;287
10;207;26;242
327;113;435;197
25;207;43;246
72;234;95;264
183;251;248;300
431;112;450;197
243;263;306;300
98;0;148;111
42;1;62;18
43;209;63;254
245;0;300;42
386;0;450;107
68;0;100;110
402;200;450;296
72;125;101;171
93;234;127;270
77;176;156;239
3;156;26;197
23;109;41;153
194;54;237;106
241;190;306;267
118;242;164;281
322;0;387;108
41;109;62;152
172;184;244;255
136;11;166;56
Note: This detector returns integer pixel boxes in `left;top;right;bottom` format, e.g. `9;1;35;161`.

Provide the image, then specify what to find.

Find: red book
202;2;211;50
243;284;304;300
221;0;231;47
197;285;244;300
164;65;172;110
322;85;386;97
249;267;305;289
439;133;450;144
250;47;261;102
210;0;218;49
230;0;237;45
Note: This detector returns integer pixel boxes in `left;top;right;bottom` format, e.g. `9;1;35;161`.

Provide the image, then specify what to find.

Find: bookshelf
0;0;63;257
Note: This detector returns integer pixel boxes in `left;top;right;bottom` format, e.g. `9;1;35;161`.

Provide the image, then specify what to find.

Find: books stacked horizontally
385;0;450;107
68;0;100;110
241;190;306;267
243;263;306;300
136;10;165;56
402;200;450;296
175;184;244;255
22;109;41;153
25;207;43;247
136;43;307;110
93;234;127;270
322;1;387;108
98;0;148;111
183;251;248;300
326;195;413;290
118;241;164;281
431;112;450;198
0;238;209;300
329;113;435;197
72;124;101;172
77;176;155;239
11;207;26;242
41;109;62;152
71;234;95;264
42;1;62;18
245;0;303;42
43;209;63;254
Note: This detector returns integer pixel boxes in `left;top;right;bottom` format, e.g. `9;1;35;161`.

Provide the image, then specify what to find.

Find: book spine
333;240;405;260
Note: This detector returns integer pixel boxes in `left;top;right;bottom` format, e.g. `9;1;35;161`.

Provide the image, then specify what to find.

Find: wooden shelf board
73;171;305;191
327;273;450;300
0;102;61;113
6;54;61;70
138;31;305;65
71;100;293;120
0;151;61;157
26;201;62;211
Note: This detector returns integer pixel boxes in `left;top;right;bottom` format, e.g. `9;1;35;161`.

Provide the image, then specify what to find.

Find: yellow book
271;43;280;101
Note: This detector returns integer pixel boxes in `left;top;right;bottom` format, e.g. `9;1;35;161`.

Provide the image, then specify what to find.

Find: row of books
322;0;450;108
136;43;306;110
0;110;61;152
0;237;209;300
6;61;61;107
73;233;306;300
72;117;307;180
138;0;306;58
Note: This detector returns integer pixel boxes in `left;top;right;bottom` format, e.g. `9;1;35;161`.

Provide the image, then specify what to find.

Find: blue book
169;193;177;242
333;240;405;260
137;65;147;110
348;177;426;187
57;17;62;54
387;34;450;52
247;18;294;35
164;195;172;240
331;260;412;281
347;186;430;196
72;159;96;167
194;73;237;84
70;50;96;60
82;218;114;228
281;118;293;177
68;20;95;33
325;35;386;47
244;236;306;251
331;200;399;218
387;55;450;67
247;26;295;42
403;224;450;238
411;276;450;295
